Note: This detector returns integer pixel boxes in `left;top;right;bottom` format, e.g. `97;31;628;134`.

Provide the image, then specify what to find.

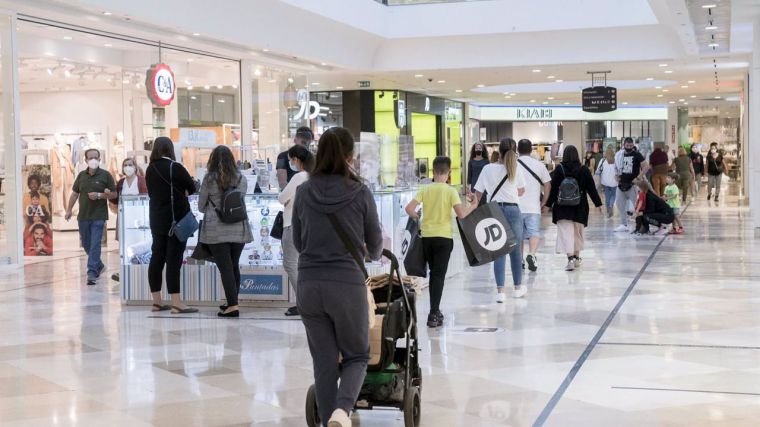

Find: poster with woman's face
22;165;53;256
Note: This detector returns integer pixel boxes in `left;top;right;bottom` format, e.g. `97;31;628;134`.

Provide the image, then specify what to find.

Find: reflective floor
1;183;758;426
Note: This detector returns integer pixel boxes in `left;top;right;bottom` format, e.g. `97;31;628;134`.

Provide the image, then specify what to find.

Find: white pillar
1;13;22;265
240;60;254;162
750;17;760;230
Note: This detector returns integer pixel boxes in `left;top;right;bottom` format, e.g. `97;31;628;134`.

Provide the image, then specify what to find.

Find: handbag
456;173;517;266
401;217;426;277
270;211;284;240
165;161;198;242
326;212;377;329
190;220;215;262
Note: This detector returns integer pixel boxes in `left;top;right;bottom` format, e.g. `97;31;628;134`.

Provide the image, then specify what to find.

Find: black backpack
557;164;581;206
208;177;248;223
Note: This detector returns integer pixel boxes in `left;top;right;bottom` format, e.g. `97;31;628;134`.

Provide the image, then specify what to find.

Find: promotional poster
22;165;54;256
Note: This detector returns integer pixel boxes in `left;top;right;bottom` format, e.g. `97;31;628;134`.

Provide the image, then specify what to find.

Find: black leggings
149;233;187;294
208;242;244;306
636;212;675;233
422;237;453;313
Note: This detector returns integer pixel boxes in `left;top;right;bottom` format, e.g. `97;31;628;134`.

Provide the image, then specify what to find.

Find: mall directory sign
145;63;176;107
582;86;617;113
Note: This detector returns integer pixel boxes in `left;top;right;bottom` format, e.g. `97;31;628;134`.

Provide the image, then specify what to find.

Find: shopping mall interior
0;0;759;425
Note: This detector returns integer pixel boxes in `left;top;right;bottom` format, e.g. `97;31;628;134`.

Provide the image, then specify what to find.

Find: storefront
469;105;669;168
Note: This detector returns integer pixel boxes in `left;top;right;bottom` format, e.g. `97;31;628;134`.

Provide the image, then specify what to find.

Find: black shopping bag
456;202;517;267
401;217;426;277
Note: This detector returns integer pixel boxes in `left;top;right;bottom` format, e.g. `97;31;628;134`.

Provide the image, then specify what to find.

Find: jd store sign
145;63;176;107
475;218;508;251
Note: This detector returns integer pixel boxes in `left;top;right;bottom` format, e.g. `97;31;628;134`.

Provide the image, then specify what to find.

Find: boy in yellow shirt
405;156;476;327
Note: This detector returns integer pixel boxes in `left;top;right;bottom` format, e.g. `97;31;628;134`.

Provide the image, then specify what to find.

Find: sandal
171;306;199;314
152;304;171;312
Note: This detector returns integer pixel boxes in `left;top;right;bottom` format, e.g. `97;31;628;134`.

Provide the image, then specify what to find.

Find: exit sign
358;80;371;88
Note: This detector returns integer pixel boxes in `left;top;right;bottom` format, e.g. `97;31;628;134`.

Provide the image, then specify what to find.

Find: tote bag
401;217;426;277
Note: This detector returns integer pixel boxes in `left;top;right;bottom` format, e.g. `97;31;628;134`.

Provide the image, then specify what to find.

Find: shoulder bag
517;158;545;203
326;212;377;328
165;161;199;242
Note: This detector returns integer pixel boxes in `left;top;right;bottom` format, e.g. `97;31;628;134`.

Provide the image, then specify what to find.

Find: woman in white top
278;144;314;316
474;138;527;302
596;147;617;218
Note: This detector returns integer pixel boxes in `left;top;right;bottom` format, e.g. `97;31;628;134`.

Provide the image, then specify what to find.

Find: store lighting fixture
191;96;197;100
532;69;541;73
655;86;662;89
662;89;669;92
46;68;53;76
135;82;140;89
708;43;719;47
122;78;129;84
414;74;424;78
64;69;71;78
192;32;201;36
555;79;563;83
622;102;628;105
684;102;689;105
63;36;72;40
664;70;673;74
254;69;262;76
714;95;721;99
678;99;685;102
187;85;193;90
657;94;663;97
669;101;675;104
705;25;718;30
690;95;697;98
563;102;570;105
510;93;516;96
437;80;445;83
702;4;716;8
688;80;696;83
456;89;463;93
504;95;511;98
681;85;688;88
476;84;485;88
44;52;54;57
102;11;112;15
218;99;225;103
103;43;112;47
320;62;327;66
262;48;270;52
542;101;548;105
312;82;321;86
336;86;344;89
232;84;238;89
204;85;210;90
658;63;668;67
184;79;192;86
529;99;536;103
547;96;554;100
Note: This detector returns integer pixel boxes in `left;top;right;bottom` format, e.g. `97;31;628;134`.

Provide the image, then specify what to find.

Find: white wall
513;122;558;144
562;122;583;153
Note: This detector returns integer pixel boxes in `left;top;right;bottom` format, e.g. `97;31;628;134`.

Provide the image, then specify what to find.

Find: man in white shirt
516;139;552;272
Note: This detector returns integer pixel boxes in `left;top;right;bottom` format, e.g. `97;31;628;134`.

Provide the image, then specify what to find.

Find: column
240;60;254;162
749;17;760;230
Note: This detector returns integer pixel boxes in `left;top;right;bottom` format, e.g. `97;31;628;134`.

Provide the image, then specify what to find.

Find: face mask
123;166;136;177
289;161;300;172
711;149;717;154
692;148;698;153
625;146;633;153
87;159;100;169
474;151;482;156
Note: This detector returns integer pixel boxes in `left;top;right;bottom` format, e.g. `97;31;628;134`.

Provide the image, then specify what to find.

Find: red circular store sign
145;63;176;106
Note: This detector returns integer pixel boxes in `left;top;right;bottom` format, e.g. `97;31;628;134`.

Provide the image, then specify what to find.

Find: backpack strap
517;159;543;186
489;171;511;203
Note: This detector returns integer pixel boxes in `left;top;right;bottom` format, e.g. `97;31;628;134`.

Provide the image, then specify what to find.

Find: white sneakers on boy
513;285;527;298
328;409;351;427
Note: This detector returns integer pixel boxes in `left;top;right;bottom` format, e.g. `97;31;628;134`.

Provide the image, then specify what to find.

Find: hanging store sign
395;99;406;128
145;63;176;107
582;86;617;113
294;89;320;120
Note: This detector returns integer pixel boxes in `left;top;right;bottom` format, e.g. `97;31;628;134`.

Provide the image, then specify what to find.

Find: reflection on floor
0;184;758;426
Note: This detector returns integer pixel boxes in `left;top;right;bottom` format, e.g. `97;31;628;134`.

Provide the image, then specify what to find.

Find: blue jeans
493;205;523;288
79;220;105;279
603;186;617;216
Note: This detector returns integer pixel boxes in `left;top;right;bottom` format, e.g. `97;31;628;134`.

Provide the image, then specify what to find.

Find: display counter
119;188;465;306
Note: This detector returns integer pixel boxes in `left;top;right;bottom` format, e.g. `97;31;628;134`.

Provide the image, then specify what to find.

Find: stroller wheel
305;384;320;427
403;386;421;427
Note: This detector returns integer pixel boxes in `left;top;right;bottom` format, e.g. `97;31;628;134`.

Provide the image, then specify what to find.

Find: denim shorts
521;213;542;239
672;207;681;215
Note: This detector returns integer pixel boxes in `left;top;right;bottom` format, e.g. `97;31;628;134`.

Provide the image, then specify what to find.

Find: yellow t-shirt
415;183;461;239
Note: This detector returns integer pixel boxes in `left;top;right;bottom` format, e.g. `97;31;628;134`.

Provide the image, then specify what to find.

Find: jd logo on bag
457;202;517;267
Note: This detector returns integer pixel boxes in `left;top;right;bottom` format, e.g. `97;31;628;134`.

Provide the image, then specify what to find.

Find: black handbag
190;220;215;262
270;211;284;240
161;161;198;242
401;217;426;277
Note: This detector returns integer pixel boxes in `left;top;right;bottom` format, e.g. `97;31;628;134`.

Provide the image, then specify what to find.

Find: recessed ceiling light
184;79;192;85
216;84;224;89
622;102;628;105
253;69;262;76
63;36;72;40
547;75;555;79
684;102;689;105
530;99;536;103
708;43;719;47
218;99;226;103
476;84;485;88
678;98;685;102
690;95;697;98
547;96;555;100
657;94;664;97
664;70;673;74
204;85;210;90
190;96;197;100
542;101;548;105
312;82;321;86
103;43;112;47
702;4;717;8
705;25;718;30
414;74;424;78
187;85;193;90
510;93;516;96
456;89;463;93
192;32;200;36
102;11;112;15
555;79;563;83
655;86;662;89
681;85;689;88
646;77;654;81
504;95;511;99
669;101;676;104
714;95;721;99
659;63;668;67
563;102;570;105
262;48;270;52
46;68;53;76
663;89;670;92
437;80;445;83
320;62;327;66
532;69;541;73
688;80;696;84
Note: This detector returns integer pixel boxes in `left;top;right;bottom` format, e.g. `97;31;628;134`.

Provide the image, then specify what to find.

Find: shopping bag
270;211;284;240
401;218;426;277
456;202;517;267
190;221;215;262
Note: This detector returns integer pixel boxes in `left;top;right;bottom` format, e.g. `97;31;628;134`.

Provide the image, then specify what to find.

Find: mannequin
49;134;75;216
109;132;126;181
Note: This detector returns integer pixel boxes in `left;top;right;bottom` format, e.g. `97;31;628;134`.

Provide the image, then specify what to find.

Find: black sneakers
526;254;538;272
427;311;443;328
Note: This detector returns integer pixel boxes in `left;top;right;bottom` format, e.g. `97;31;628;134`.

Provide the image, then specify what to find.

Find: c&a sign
145;63;176;107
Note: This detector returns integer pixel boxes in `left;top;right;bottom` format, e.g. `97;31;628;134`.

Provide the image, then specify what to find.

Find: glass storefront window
0;13;20;264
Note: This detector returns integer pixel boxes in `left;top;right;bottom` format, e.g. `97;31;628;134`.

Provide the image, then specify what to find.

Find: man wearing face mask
706;142;728;202
613;137;648;232
276;126;313;191
65;148;116;286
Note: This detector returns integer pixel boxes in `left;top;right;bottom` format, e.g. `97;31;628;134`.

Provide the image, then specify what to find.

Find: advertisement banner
238;272;287;300
22;165;54;256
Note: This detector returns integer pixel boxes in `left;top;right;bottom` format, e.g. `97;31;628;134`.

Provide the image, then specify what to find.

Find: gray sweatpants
298;280;369;424
282;226;299;301
616;186;638;226
707;174;722;198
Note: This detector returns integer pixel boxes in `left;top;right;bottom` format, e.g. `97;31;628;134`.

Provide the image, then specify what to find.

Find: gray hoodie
292;174;383;286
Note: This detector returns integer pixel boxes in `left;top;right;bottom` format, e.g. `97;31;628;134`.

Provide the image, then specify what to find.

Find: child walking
663;172;684;234
405;157;476;328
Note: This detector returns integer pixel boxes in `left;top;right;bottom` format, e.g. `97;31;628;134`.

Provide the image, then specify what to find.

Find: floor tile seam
609;385;760;397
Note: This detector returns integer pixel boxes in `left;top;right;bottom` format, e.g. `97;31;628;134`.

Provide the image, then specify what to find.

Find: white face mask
87;158;100;170
289;161;299;172
123;166;136;177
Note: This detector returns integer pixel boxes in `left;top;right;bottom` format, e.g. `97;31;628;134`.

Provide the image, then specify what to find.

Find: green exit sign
358;80;371;88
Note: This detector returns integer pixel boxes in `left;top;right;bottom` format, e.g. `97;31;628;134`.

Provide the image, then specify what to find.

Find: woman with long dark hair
292;127;383;426
145;137;198;313
278;144;314;317
546;145;602;271
198;145;253;317
474;138;527;301
467;142;490;204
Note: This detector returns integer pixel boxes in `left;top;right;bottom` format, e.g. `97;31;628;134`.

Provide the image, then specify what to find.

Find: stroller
305;249;422;427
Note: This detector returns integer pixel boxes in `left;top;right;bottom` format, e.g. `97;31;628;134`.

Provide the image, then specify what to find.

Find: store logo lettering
474;218;507;251
239;275;283;295
516;108;553;119
294;89;320;120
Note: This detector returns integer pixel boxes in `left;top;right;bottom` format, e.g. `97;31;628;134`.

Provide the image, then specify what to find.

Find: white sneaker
328;409;351;427
614;224;630;232
573;257;583;268
496;292;506;303
565;260;575;271
513;285;527;298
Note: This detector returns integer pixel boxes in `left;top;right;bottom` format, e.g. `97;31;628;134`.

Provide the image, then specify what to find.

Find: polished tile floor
1;184;758;426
